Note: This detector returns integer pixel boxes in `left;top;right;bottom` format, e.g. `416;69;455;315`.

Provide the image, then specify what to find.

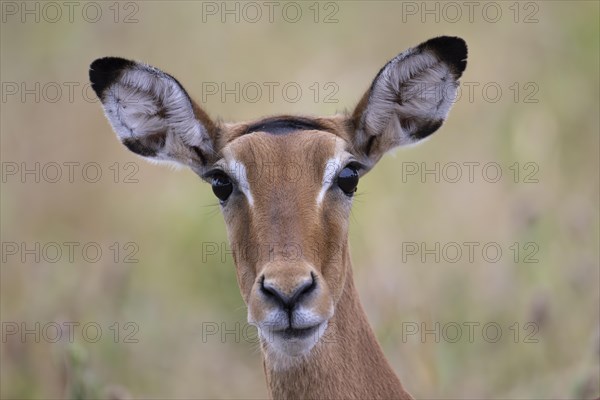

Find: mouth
256;319;330;358
263;322;328;358
274;325;320;341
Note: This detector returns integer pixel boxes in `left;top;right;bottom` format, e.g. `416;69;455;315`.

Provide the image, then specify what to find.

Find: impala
90;36;467;399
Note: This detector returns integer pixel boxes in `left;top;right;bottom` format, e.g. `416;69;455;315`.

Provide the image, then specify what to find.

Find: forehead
221;116;350;170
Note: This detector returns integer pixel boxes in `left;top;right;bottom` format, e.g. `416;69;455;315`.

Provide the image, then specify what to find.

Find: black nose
260;272;317;310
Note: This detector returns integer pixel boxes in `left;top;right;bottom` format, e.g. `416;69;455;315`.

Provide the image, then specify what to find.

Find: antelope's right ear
89;57;219;169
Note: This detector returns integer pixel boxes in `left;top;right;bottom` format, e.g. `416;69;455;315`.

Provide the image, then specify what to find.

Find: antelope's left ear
350;36;467;167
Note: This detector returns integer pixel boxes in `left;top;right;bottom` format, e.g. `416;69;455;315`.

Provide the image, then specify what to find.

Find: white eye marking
228;159;254;207
316;139;348;206
317;157;341;205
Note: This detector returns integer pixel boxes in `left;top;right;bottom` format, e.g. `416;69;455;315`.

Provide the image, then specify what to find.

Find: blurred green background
1;1;598;399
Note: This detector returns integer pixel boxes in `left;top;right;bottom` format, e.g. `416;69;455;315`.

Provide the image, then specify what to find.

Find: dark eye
210;172;233;202
337;165;359;196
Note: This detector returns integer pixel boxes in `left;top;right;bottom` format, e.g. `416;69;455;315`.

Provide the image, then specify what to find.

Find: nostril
260;275;286;306
289;272;317;306
298;272;317;297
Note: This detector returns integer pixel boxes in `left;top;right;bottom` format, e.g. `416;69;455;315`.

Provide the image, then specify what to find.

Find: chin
260;321;329;368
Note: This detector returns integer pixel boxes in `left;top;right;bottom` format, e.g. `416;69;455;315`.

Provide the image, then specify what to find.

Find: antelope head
90;36;467;381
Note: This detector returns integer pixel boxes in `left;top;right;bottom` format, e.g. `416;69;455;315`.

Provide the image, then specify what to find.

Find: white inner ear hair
102;65;211;152
365;48;459;145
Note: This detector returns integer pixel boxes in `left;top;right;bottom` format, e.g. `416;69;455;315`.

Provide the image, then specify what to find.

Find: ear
350;36;467;167
89;57;219;169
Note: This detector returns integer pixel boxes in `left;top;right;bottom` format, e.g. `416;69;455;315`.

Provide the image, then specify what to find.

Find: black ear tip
89;57;135;99
422;36;468;76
